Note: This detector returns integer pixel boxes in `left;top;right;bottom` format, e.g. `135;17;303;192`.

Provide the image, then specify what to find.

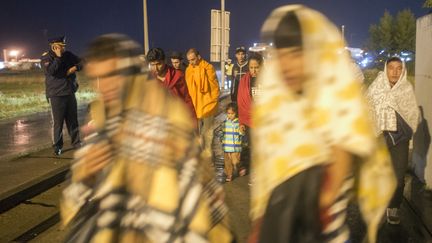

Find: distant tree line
367;9;416;54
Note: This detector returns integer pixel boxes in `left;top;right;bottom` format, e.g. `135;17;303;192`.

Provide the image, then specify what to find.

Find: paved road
0;107;87;161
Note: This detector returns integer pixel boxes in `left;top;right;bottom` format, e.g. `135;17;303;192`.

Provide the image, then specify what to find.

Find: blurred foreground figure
346;49;365;84
366;57;419;225
61;34;232;243
249;5;396;243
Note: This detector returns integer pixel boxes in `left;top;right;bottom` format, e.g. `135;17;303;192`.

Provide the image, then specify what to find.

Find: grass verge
0;72;96;120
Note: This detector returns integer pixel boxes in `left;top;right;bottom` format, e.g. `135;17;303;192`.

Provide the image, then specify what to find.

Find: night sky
0;0;428;61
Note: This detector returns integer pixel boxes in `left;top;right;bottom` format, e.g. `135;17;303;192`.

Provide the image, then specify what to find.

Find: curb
0;143;53;164
0;161;69;212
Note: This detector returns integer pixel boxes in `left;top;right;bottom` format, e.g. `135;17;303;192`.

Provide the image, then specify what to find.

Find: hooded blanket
366;60;419;135
251;5;396;243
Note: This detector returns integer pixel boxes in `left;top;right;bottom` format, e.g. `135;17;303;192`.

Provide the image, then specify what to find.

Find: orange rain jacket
185;59;220;119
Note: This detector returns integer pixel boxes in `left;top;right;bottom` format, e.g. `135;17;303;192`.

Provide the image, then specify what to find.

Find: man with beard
185;48;220;160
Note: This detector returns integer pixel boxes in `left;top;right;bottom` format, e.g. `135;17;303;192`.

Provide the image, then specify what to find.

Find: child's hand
240;125;246;134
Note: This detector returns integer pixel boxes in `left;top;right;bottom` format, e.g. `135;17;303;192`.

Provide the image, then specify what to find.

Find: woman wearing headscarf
237;53;264;176
249;5;396;243
237;53;264;128
366;56;419;225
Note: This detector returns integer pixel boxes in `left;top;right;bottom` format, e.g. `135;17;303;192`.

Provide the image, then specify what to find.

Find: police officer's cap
48;36;66;46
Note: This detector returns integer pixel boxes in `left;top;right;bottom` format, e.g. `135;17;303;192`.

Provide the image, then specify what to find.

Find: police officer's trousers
49;95;81;150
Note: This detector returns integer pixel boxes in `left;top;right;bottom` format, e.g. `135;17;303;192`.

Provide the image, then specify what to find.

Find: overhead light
9;50;19;56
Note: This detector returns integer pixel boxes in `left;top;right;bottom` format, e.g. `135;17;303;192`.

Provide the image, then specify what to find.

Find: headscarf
251;5;395;242
366;58;419;134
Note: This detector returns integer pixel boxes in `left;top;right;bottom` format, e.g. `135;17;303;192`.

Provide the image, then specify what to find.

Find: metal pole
220;0;225;91
341;25;345;41
3;49;8;64
143;0;149;54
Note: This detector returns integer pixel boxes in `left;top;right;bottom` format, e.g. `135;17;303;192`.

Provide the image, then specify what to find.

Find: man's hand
67;66;78;76
72;141;113;183
51;44;63;57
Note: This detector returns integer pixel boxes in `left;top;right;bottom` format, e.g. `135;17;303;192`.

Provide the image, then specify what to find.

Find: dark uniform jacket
41;50;83;98
231;61;248;102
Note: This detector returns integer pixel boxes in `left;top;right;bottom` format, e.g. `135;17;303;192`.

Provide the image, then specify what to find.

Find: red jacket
154;66;196;119
237;72;252;127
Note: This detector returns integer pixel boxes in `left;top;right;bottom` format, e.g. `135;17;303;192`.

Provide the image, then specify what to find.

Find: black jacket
230;61;248;102
384;112;413;147
41;50;83;98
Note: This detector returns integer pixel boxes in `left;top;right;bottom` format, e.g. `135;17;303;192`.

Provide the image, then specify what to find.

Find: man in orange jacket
185;48;220;160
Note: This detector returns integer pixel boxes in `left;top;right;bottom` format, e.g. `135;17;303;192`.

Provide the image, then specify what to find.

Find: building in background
1;49;41;71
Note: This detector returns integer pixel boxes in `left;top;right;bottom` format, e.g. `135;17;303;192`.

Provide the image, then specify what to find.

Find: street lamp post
3;49;8;63
341;25;345;41
143;0;149;54
220;0;225;91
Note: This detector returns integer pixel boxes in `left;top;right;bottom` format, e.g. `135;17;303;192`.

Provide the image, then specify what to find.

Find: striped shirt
222;118;242;153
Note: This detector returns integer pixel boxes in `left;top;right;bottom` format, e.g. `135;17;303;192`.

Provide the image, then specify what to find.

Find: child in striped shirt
222;103;245;182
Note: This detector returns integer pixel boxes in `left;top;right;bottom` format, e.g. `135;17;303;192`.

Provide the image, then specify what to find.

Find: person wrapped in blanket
366;56;419;225
60;33;233;243
248;5;396;243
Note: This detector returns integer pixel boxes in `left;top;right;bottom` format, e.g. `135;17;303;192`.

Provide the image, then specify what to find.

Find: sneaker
386;208;400;225
53;148;62;156
73;142;82;149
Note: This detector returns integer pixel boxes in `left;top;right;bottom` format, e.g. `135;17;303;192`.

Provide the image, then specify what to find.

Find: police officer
41;36;82;155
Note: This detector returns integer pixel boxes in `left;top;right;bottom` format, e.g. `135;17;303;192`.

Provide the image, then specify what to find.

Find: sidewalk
0;147;73;211
405;173;432;237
